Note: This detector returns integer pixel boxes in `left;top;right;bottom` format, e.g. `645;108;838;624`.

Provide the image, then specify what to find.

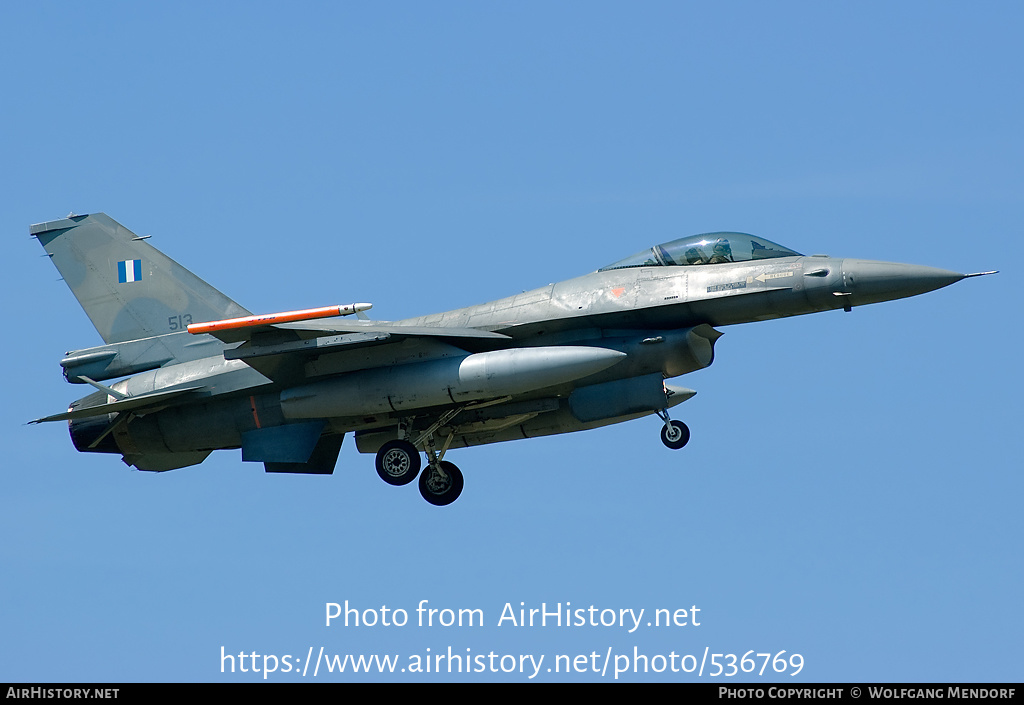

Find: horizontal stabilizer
30;385;204;424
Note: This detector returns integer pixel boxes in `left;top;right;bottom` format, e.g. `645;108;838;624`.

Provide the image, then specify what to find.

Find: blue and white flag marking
118;259;142;283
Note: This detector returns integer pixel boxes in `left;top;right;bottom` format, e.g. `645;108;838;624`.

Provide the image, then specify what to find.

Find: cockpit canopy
599;232;802;271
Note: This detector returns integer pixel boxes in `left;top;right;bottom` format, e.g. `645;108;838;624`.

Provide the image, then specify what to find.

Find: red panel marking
249;396;262;429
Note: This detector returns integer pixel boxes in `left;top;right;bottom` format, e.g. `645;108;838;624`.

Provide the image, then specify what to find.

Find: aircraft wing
30;385;205;424
269;319;509;341
195;317;511;344
187;309;512;383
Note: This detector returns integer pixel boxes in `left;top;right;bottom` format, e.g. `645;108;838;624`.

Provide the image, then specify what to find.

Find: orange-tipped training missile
187;303;373;335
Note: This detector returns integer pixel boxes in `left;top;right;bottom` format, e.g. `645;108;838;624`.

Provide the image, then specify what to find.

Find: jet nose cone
840;260;966;305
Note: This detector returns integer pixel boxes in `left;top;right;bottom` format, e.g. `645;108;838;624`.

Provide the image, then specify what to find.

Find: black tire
375;440;421;486
660;420;690;450
418;460;464;506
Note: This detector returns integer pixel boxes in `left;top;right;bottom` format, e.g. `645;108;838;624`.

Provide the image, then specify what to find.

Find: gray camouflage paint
31;214;988;497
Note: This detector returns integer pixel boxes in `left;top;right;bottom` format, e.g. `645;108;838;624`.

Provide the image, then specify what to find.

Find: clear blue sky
2;1;1021;682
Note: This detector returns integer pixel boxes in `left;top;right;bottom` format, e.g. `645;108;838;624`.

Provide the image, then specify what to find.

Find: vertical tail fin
31;213;250;344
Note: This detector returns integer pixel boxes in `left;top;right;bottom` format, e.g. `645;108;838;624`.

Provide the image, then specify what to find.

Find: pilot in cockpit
709;238;733;264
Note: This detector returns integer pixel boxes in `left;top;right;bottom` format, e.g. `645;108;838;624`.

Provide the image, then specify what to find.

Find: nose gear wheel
656;409;690;450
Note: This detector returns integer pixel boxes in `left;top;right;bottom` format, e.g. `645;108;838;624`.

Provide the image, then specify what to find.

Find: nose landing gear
656;409;690;450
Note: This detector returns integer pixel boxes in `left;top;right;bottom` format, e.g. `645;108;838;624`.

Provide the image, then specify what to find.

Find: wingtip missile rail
187;303;373;335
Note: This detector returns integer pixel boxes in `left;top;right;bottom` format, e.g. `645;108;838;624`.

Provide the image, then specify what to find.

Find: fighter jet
30;213;995;506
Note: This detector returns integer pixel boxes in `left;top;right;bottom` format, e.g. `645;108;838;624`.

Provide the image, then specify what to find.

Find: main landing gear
419;460;464;507
374;412;467;507
374;439;420;486
375;439;464;506
656;409;690;450
374;401;690;505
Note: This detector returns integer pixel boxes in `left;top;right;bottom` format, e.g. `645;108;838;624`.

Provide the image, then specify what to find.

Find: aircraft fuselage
34;214;986;503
